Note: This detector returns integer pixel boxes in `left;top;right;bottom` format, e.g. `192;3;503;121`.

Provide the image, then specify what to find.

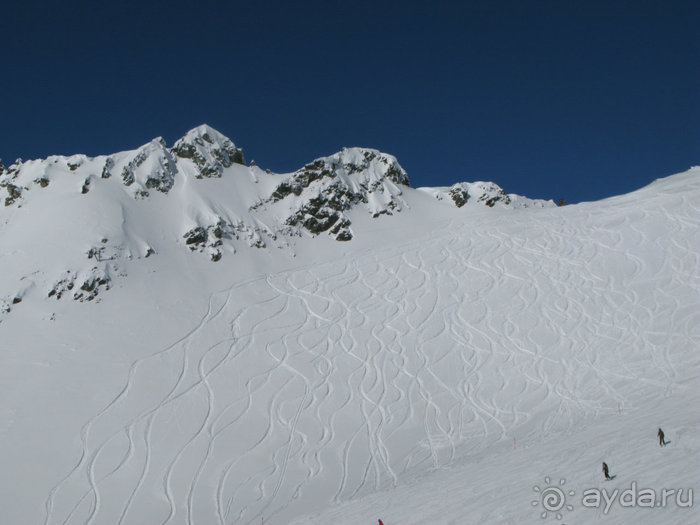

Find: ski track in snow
42;195;698;524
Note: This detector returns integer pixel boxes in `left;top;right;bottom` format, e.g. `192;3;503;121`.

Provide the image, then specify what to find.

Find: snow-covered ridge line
0;124;553;310
418;181;554;209
0;124;548;209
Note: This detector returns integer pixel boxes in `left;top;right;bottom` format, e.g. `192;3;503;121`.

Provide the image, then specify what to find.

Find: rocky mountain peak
171;124;245;178
323;147;410;186
262;147;410;242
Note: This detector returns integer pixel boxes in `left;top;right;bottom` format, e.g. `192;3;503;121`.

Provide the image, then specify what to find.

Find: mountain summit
171;124;246;177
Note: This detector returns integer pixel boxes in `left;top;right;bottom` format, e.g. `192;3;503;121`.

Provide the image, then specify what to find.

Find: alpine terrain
0;125;697;524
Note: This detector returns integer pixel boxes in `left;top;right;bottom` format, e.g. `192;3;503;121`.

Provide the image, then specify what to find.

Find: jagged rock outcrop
449;182;511;208
172;124;245;178
48;267;111;302
421;181;555;209
182;218;271;261
266;147;409;241
3;183;22;207
1;160;24;206
101;157;114;179
121;138;178;196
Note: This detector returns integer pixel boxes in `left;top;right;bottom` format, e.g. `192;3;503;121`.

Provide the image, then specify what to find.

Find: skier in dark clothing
658;428;666;446
602;462;611;480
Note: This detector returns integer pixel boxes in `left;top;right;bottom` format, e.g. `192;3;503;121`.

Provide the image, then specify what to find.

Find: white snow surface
0;128;698;524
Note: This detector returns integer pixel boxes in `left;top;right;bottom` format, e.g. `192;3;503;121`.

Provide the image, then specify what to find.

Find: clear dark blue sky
2;0;698;202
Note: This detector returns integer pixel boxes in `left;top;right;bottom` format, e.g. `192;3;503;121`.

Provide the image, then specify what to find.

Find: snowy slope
0;128;697;524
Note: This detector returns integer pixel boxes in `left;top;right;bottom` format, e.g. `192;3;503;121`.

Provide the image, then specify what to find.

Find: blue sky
2;0;697;203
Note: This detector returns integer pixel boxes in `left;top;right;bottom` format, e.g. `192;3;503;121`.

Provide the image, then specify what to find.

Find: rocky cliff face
171;124;245;178
261;147;410;241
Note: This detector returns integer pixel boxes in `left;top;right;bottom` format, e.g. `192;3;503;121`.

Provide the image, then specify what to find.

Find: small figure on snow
378;520;384;525
602;462;611;480
658;427;666;446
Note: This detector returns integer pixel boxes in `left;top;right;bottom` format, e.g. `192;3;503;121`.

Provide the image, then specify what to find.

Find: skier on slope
378;520;384;525
658;427;666;446
602;462;611;480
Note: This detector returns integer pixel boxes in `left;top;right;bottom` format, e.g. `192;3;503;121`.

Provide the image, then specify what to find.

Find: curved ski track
44;196;699;524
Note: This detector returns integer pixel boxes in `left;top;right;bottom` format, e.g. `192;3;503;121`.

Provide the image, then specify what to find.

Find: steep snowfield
0;129;697;524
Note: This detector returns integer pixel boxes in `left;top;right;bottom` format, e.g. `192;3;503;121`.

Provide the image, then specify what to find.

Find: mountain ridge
0;125;554;312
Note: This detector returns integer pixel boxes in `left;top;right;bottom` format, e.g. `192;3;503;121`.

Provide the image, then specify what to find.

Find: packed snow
0;127;697;524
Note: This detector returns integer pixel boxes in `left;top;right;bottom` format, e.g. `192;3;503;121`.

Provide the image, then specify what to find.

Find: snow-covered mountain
0;127;697;525
0;125;552;312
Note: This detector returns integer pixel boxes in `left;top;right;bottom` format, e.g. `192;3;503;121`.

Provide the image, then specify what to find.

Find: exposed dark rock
449;187;469;208
121;147;150;186
121;166;135;186
180;218;270;260
271;181;303;201
49;269;111;302
118;140;177;195
101;157;114;179
335;229;353;241
430;181;544;210
173;142;196;159
147;152;176;193
184;227;208;247
284;184;355;236
145;177;160;189
267;148;408;240
172;125;245;178
329;217;352;240
74;274;110;301
4;183;22;206
7;159;22;177
480;192;511;207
